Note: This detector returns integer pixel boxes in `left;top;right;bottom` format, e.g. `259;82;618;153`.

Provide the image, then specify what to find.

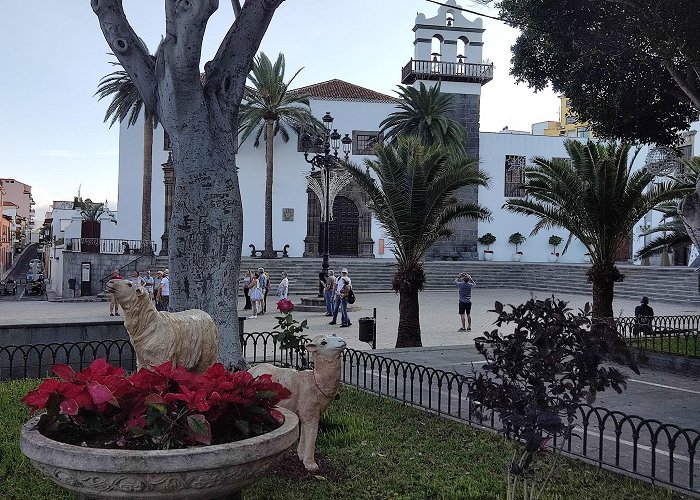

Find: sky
0;0;558;219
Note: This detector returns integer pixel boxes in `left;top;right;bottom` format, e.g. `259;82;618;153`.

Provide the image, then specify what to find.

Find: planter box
548;254;559;263
21;408;299;499
512;253;522;262
483;251;494;261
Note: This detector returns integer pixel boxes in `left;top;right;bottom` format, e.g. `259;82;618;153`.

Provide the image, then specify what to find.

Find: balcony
401;59;494;85
65;238;157;255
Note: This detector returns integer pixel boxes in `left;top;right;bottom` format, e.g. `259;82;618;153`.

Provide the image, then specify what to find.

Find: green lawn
629;335;698;358
0;380;688;500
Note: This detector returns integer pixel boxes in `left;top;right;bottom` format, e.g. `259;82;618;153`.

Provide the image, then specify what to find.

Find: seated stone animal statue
106;279;219;374
249;334;346;472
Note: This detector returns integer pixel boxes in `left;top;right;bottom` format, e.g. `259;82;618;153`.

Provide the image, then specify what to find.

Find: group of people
322;268;353;327
241;267;289;319
108;268;170;316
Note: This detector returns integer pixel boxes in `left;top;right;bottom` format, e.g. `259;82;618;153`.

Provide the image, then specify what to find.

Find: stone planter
548;254;559;263
483;251;494;261
20;408;299;500
512;253;523;262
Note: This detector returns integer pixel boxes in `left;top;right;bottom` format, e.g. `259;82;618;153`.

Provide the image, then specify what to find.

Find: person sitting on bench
634;296;654;336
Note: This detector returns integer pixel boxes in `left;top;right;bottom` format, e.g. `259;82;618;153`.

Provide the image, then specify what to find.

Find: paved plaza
2;287;697;351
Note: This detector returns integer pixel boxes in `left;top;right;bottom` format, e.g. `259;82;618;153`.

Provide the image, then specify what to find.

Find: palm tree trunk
141;112;153;249
587;261;623;319
396;286;422;348
262;119;275;258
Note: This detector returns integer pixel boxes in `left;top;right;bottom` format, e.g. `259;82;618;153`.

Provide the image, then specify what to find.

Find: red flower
277;299;294;313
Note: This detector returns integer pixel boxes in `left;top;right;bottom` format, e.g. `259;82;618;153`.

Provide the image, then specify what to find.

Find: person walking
154;270;163;310
277;271;289;300
143;270;155;301
324;270;336;317
108;269;122;316
330;268;352;327
257;267;268;315
242;270;252;310
454;272;476;332
248;272;262;318
159;270;170;311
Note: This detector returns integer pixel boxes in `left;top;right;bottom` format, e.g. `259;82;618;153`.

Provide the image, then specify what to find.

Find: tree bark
395;287;422;348
263;119;275;258
92;0;284;369
587;262;623;319
141;112;153;247
679;177;700;254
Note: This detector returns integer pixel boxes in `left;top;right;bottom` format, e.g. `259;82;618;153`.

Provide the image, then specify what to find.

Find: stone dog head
305;334;346;359
105;279;151;308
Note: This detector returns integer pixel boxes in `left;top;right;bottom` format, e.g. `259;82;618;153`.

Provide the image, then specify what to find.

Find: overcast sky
0;0;558;218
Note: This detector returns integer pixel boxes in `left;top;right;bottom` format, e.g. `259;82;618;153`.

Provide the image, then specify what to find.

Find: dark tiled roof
292;79;398;103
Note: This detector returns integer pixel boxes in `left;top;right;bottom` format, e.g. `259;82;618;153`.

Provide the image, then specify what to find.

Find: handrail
66;238;157;255
401;58;494;84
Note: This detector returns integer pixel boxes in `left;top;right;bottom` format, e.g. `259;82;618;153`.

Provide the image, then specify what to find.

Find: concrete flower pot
483;251;494;261
548;254;559;263
512;253;523;262
20;408;299;500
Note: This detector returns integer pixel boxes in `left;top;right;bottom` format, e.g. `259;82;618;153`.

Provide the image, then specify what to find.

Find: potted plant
548;235;563;262
478;233;497;261
20;359;299;499
508;232;526;261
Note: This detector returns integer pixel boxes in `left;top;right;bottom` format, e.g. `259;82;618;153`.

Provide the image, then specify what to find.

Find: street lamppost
300;112;352;296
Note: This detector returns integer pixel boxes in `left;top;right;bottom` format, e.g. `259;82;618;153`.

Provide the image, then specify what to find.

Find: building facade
0;178;35;253
112;0;698;267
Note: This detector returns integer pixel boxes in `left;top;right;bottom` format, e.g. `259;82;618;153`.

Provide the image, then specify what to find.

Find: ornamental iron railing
401;58;494;85
66;238;157;255
615;315;700;358
1;334;697;495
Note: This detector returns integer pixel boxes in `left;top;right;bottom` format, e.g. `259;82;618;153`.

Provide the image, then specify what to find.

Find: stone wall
430;92;481;261
61;252;156;298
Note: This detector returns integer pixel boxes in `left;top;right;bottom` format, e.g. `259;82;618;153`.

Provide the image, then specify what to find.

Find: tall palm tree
505;140;689;318
239;52;319;259
345;136;490;348
379;82;467;156
95;64;158;248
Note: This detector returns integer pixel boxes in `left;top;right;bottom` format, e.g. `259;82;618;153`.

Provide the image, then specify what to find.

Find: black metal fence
615;315;700;358
2;334;698;496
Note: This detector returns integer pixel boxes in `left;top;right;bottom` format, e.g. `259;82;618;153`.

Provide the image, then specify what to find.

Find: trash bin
358;317;375;343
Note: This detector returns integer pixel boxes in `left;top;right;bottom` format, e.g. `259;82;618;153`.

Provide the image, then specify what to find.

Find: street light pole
300;112;352;296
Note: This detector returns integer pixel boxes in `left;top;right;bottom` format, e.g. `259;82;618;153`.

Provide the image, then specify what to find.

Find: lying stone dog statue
106;279;219;373
249;334;346;472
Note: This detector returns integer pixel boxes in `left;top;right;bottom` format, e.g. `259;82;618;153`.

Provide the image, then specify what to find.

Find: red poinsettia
22;358;291;450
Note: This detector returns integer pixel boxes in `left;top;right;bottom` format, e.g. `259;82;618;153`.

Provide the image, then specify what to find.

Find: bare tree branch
204;0;284;122
164;0;218;77
232;0;242;17
91;0;157;113
662;60;700;110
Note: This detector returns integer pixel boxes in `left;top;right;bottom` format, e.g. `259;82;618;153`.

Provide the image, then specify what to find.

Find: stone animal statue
249;334;346;472
106;279;219;373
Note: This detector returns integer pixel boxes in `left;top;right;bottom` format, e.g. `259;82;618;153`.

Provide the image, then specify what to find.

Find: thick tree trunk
395;287;422;348
263;119;275;258
168;122;244;369
141;112;153;246
679;182;700;255
587;261;623;319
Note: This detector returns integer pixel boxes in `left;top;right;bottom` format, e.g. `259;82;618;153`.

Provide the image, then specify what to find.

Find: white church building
114;0;698;267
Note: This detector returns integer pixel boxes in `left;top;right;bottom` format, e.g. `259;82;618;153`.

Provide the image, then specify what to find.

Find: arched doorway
319;196;359;256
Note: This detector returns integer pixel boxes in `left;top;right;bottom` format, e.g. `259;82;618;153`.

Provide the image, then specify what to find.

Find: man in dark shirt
453;272;476;332
634;296;654;335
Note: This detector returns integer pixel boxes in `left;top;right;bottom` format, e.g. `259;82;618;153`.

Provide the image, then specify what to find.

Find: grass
629;335;698;358
0;381;689;500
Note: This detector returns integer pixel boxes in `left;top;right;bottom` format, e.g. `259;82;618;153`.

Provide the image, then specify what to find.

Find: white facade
117;94;397;258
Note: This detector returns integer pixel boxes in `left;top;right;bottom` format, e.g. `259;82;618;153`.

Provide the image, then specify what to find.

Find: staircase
150;256;700;306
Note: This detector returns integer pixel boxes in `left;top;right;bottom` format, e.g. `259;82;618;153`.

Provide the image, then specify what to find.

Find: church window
352;131;381;156
504;155;526;197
